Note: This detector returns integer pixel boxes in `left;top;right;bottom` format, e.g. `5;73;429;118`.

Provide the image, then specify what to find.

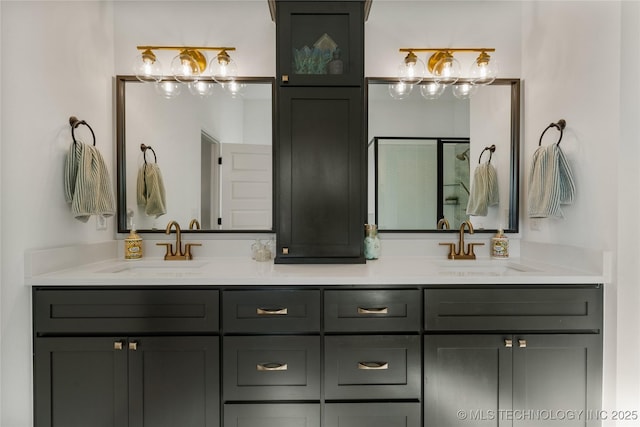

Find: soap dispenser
491;228;509;259
124;225;143;260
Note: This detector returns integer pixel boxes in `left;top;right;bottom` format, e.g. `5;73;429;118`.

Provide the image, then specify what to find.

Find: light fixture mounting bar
136;46;236;52
399;48;495;53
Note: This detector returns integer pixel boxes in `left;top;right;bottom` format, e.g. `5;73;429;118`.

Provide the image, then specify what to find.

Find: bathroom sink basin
97;260;209;275
436;261;538;277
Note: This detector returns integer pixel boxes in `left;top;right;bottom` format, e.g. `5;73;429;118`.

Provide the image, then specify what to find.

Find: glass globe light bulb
188;80;216;97
154;80;182;99
469;51;498;86
452;82;478;100
420;82;445;100
171;50;203;83
133;49;162;83
223;81;246;98
397;52;425;84
388;82;413;100
211;50;238;84
432;52;461;86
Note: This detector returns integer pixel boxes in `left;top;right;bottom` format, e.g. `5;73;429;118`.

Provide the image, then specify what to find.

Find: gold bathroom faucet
439;220;484;260
157;220;201;260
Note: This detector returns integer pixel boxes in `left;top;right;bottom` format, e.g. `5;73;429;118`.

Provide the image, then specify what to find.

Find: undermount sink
436;261;538;276
97;260;209;275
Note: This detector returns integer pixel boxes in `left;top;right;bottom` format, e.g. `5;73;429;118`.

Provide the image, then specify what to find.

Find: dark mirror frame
365;77;521;234
115;75;277;234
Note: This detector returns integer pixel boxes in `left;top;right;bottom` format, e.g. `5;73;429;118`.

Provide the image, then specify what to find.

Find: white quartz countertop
25;254;606;287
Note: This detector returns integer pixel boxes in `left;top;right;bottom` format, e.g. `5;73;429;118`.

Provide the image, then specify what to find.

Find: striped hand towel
466;162;499;216
137;163;167;218
64;141;115;222
528;144;576;218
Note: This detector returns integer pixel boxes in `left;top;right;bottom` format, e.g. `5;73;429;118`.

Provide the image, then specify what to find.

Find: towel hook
478;144;496;164
140;143;157;164
69;116;96;146
538;119;566;147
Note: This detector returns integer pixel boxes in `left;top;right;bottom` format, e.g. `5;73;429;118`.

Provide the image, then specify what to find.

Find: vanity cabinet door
128;336;220;427
512;334;602;427
276;86;365;263
424;335;512;427
425;334;603;427
275;1;364;87
34;337;129;427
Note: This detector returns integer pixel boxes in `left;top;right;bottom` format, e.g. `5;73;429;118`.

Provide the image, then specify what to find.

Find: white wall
617;0;640;414
1;2;115;425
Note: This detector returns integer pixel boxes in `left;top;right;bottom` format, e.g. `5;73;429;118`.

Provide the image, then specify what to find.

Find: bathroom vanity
29;250;604;427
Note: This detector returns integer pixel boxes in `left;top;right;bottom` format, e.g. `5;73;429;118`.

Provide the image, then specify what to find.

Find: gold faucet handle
156;242;174;260
184;243;202;260
466;242;485;257
439;242;456;258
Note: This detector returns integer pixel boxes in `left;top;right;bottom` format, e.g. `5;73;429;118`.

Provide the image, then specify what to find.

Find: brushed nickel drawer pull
518;339;527;348
505;339;513;348
114;341;123;350
257;362;288;371
357;307;389;315
358;361;389;370
256;307;288;315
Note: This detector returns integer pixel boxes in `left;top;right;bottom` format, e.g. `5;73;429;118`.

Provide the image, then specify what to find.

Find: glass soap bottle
491;229;509;259
124;226;143;260
364;224;381;260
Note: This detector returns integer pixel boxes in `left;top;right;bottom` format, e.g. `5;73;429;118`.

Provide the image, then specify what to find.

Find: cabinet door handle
357;307;389;315
358;361;389;370
518;339;527;348
256;362;288;371
129;341;138;351
256;307;288;315
114;341;123;350
504;339;513;348
282;75;289;83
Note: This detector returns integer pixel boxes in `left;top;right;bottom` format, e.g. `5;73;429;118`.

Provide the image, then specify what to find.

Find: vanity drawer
424;287;603;332
223;336;320;401
325;403;421;427
223;404;320;427
324;289;421;332
222;290;320;333
33;288;219;335
324;335;421;400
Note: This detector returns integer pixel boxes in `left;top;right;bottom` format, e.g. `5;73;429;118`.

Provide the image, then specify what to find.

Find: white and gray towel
64;140;115;222
137;162;166;218
466;162;499;216
528;144;575;218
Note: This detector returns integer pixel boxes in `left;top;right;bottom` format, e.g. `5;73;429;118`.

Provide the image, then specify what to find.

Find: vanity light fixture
133;45;238;96
397;47;497;99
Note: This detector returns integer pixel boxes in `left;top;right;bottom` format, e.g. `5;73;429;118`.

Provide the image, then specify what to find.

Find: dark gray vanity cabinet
222;289;322;427
32;288;220;427
274;1;366;263
323;290;422;427
423;286;603;427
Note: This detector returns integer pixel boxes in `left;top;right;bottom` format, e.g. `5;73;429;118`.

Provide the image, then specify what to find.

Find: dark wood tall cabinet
273;0;368;263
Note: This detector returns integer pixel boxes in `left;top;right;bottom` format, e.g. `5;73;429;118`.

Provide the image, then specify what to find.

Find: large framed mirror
116;76;275;233
367;78;520;233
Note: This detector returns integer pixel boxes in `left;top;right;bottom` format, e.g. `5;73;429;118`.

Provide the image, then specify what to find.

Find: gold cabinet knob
518;339;527;348
129;341;138;351
504;339;513;348
114;341;123;350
